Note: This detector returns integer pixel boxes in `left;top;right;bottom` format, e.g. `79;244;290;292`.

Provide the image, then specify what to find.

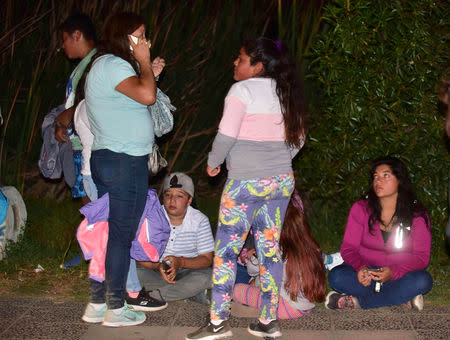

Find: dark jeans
328;264;433;309
89;149;149;309
235;263;252;284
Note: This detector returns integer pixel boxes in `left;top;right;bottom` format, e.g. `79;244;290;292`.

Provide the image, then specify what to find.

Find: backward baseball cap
163;172;194;197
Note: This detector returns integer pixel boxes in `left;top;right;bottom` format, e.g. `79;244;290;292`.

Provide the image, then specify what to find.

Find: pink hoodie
340;200;431;280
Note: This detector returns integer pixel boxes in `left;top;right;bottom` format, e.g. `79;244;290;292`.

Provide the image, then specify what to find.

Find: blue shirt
85;54;154;156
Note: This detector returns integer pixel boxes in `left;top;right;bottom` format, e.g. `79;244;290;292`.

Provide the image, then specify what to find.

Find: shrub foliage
300;0;449;260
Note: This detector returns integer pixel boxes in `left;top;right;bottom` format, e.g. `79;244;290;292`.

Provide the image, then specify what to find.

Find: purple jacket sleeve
340;201;369;272
387;216;431;280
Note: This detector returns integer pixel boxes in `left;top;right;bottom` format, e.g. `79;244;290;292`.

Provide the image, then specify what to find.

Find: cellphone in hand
368;268;382;273
369;268;383;293
128;34;150;51
162;261;170;273
129;35;138;51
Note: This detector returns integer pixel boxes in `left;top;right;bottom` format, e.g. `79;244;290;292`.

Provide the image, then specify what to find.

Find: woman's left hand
152;57;166;78
369;266;392;283
206;165;221;177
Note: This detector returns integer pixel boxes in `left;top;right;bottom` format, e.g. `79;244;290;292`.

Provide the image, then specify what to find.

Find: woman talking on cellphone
326;156;433;310
81;12;164;327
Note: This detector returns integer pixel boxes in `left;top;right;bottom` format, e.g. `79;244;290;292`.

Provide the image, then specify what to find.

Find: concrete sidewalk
0;297;448;339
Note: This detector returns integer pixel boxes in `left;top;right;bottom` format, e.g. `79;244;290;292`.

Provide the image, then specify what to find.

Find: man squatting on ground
128;173;215;303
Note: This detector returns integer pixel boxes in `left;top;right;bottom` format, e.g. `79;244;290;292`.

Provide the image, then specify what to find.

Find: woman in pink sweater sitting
326;156;432;310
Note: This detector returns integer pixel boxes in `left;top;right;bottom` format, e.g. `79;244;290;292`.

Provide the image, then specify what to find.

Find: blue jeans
126;259;142;293
328;264;433;309
89;149;149;309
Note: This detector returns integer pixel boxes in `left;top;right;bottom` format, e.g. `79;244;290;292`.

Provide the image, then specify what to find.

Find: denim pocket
91;153;122;187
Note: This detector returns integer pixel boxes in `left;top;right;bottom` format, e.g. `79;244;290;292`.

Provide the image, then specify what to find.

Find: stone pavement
0;297;449;340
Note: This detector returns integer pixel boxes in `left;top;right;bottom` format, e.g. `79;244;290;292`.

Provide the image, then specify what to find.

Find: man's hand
206;165;221;177
159;256;182;283
54;123;69;142
54;107;75;142
357;266;371;286
158;262;175;284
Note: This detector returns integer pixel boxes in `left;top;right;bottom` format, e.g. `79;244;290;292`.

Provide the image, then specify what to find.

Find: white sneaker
102;304;146;327
412;294;424;311
82;303;107;323
324;252;344;271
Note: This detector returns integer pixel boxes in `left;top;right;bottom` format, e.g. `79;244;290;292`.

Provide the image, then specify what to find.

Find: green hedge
299;0;449;261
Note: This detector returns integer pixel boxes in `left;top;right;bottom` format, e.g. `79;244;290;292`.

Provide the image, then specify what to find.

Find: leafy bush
300;0;449;261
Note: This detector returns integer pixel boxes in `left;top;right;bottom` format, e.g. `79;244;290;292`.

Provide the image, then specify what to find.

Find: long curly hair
242;38;307;148
280;189;326;303
366;156;430;234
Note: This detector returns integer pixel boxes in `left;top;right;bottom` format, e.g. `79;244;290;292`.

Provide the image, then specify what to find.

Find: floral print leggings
210;174;294;321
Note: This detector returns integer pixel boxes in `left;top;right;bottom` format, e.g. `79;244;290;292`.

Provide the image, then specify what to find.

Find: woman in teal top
81;12;157;327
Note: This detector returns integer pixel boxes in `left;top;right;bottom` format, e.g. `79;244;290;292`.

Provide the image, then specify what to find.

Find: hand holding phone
128;34;151;51
162;261;170;273
368;268;382;273
368;268;383;292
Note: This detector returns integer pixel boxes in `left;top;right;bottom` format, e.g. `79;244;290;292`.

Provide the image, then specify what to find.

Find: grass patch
0;197;87;301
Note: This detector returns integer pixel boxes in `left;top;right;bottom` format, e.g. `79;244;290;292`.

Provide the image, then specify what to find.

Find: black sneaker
185;320;232;340
247;320;282;338
126;287;168;312
325;290;359;310
325;290;343;310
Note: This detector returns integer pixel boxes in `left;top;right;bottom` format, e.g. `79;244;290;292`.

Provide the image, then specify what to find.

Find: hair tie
274;40;282;52
291;189;304;213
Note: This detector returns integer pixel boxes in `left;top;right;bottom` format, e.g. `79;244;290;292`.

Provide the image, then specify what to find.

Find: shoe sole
412;294;423;311
81;315;104;323
325;291;339;310
247;326;281;338
127;302;168;312
102;318;146;327
185;330;233;340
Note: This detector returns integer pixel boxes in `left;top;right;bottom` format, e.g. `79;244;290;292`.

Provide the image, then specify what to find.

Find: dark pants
328;264;433;309
89;149;148;309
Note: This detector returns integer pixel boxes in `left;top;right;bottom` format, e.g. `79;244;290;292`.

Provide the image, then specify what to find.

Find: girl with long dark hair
187;37;307;339
326;156;433;310
232;190;326;319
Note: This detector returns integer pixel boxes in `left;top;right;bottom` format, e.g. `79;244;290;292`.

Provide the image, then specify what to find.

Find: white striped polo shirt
160;205;214;259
